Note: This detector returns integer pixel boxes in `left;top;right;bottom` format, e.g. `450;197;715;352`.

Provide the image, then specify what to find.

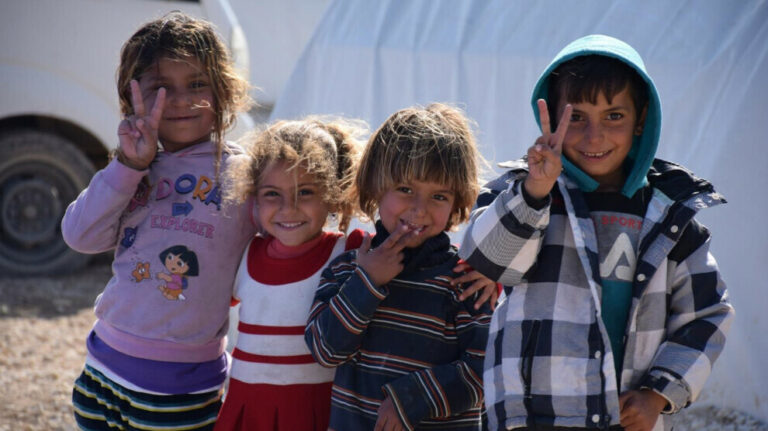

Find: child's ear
635;104;649;136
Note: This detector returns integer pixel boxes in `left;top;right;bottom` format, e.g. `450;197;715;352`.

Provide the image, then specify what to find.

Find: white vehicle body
0;0;253;275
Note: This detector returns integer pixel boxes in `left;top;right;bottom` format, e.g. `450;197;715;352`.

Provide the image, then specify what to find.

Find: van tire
0;130;96;275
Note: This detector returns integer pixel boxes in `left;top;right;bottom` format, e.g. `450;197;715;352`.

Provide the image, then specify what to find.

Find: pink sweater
62;141;256;362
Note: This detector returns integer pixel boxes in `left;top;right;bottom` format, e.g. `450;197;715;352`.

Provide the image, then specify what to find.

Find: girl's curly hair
226;118;367;232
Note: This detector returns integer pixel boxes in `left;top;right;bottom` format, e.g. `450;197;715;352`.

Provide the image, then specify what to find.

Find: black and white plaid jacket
459;158;734;431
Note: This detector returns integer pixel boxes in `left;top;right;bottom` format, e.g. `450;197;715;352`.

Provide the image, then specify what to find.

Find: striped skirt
72;365;222;430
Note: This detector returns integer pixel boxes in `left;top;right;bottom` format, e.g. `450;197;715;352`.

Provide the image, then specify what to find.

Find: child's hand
451;262;499;310
356;224;413;287
374;396;405;431
117;79;165;170
524;99;572;200
618;389;667;431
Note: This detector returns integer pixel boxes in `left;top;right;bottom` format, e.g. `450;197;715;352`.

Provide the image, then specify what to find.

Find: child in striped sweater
214;118;367;431
305;104;493;431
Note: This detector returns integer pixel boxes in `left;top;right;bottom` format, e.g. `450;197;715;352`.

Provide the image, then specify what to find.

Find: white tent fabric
271;0;768;420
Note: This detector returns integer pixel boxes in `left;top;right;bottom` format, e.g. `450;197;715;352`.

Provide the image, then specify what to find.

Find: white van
0;0;253;275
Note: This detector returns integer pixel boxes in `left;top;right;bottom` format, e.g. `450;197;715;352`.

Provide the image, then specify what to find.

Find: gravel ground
0;254;765;430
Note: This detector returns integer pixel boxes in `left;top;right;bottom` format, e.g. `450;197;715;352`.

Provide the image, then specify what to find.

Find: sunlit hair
355;103;481;230
226;118;366;232
116;11;252;171
548;55;648;126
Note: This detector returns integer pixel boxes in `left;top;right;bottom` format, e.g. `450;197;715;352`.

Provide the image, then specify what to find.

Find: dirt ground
0;254;765;431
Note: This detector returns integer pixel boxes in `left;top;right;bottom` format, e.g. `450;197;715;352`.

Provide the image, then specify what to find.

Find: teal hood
531;34;662;198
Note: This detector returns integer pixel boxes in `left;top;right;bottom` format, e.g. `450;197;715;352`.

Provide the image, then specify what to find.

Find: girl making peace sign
62;12;256;430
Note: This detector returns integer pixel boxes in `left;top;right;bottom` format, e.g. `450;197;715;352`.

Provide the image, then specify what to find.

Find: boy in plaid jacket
459;35;733;431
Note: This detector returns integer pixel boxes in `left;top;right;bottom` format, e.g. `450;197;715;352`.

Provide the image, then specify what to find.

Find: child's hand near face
618;389;668;431
355;224;414;287
524;99;572;200
117;79;165;170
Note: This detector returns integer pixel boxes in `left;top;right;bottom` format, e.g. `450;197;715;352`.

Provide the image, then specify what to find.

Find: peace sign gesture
116;79;166;170
355;224;415;287
523;99;572;200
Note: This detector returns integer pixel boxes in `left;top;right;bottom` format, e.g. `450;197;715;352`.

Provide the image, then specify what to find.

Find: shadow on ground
0;253;112;319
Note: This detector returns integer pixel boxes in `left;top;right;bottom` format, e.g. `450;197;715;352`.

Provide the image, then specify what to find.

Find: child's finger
472;282;495;310
537;99;551;140
618;391;631;409
391;228;420;252
149;87;166;126
452;262;471;274
451;269;481;287
127;116;142;139
358;232;373;254
526;143;544;166
117;118;134;138
457;278;483;300
130;80;146;117
135;118;152;142
551;104;572;153
381;224;411;250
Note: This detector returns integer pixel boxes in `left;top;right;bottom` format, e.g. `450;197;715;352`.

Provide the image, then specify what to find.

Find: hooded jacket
459;35;733;431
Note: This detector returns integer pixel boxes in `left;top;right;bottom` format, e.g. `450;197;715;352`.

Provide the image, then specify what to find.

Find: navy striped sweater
305;224;491;430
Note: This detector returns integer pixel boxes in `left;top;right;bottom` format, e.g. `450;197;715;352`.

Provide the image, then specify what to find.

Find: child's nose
280;197;298;211
410;196;427;215
585;122;604;145
166;88;190;107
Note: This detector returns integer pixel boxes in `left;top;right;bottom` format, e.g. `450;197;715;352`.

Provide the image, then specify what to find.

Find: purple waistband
87;331;227;394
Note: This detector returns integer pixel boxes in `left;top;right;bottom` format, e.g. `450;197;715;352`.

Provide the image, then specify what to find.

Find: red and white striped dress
215;231;360;431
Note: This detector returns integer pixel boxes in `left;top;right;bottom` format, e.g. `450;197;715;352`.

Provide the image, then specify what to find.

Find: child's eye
261;190;279;198
607;112;624;120
298;188;315;197
190;81;209;89
396;186;412;194
432;194;449;201
570;113;583;122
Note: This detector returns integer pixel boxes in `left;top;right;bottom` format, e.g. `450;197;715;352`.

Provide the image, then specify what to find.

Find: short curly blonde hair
226;118;366;232
355;103;481;230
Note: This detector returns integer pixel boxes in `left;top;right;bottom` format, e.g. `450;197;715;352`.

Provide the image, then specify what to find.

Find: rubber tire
0;130;97;275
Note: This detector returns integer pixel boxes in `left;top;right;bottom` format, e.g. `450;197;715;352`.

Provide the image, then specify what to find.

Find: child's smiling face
378;179;455;248
138;56;216;152
255;162;331;247
558;86;645;191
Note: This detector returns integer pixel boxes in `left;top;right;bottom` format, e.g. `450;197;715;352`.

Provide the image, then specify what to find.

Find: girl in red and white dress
214;118;366;431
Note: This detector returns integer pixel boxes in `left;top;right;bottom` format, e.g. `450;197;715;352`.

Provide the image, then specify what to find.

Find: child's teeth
402;220;425;233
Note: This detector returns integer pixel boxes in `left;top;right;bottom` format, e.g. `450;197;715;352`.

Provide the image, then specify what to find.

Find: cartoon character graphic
156;245;199;301
132;261;151;282
121;227;138;248
127;180;151;212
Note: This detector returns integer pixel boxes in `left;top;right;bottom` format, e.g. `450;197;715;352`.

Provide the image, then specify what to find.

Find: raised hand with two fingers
355;224;415;287
524;99;572;200
116;79;166;170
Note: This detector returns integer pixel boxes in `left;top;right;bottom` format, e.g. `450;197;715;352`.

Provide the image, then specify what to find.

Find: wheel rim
1;178;62;245
0;158;80;266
